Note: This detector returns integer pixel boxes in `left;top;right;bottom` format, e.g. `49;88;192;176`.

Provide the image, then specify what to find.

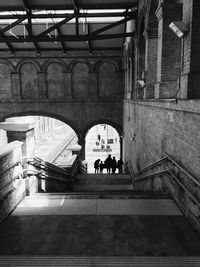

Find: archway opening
85;124;121;173
0;115;78;167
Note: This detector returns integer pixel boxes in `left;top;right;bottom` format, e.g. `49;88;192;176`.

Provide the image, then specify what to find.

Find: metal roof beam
0;11;135;20
87;24;92;53
0;3;137;11
25;24;40;53
0;32;134;42
0;17;26;35
57;27;67;53
37;14;76;37
90;15;136;36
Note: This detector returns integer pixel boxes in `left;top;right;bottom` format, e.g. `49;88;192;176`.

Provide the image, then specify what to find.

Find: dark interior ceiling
0;0;138;53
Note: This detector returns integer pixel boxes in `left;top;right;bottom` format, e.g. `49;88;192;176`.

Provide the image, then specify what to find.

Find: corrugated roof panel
37;42;63;49
93;38;123;48
10;42;36;49
64;41;88;49
0;43;9;49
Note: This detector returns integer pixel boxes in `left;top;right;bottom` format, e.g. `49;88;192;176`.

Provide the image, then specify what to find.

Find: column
11;72;21;100
155;1;182;98
38;71;47;99
0;120;36;196
179;0;200;99
143;29;158;99
78;139;86;161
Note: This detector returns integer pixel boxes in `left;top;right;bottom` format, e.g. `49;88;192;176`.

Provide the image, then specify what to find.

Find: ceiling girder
38;14;76;37
0;32;134;43
0;11;135;20
0;3;137;11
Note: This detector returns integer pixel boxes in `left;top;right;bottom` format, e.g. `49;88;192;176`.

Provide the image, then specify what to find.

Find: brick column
11;72;21;100
179;0;200;99
155;1;182;98
143;29;158;99
38;72;47;99
64;71;72;99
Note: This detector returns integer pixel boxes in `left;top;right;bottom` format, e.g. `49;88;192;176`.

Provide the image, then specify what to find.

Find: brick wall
123;99;200;231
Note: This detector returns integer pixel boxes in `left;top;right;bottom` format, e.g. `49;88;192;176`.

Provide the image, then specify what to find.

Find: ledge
0;141;23;159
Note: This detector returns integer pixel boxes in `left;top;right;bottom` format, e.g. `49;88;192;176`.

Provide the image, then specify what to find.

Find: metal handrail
135;170;169;182
164;152;200;188
168;169;200;207
130;154;200;210
135;157;168;176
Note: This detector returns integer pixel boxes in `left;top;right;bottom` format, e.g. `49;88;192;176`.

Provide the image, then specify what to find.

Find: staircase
0;173;200;266
73;173;133;191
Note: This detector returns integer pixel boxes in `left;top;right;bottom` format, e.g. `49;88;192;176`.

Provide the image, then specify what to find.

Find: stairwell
0;173;200;266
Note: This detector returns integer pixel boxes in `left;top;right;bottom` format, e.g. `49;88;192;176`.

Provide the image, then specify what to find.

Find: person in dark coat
99;161;104;174
117;158;124;173
105;154;112;173
94;159;100;173
112;156;117;174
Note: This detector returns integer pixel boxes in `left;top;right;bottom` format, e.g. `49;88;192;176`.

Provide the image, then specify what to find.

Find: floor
0;196;200;256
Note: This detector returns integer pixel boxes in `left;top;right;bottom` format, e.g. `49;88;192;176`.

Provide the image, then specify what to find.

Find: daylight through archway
85;124;120;173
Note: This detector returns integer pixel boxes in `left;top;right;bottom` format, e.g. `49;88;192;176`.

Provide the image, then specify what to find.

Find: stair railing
128;153;200;209
24;156;76;182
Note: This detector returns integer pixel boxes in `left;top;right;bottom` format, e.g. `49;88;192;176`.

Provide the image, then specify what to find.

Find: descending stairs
73;173;133;191
1;256;200;266
1;174;200;266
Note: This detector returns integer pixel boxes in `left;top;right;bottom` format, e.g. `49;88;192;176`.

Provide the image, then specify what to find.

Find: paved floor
12;196;182;216
0;214;200;256
0;196;200;256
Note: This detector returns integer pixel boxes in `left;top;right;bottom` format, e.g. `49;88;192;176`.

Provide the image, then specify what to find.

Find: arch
94;59;120;73
68;59;93;73
46;62;65;99
42;59;67;73
0;59;16;73
16;59;41;73
2;110;82;141
82;120;123;141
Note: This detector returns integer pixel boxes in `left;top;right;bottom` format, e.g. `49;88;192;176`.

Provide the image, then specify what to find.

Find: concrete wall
0;53;124;140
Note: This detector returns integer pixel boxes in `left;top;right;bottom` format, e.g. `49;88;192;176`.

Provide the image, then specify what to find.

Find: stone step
74;177;132;185
0;256;200;266
73;184;133;191
77;174;130;179
27;192;170;199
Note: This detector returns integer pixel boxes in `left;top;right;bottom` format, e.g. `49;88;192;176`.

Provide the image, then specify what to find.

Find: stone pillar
78;139;86;160
144;29;158;99
0;121;36;196
179;0;200;99
120;136;123;160
155;1;182;98
38;71;47;99
11;72;21;100
137;37;146;99
90;72;98;99
64;72;72;99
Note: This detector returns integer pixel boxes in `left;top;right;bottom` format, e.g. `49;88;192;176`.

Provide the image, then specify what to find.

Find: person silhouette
94;159;100;173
